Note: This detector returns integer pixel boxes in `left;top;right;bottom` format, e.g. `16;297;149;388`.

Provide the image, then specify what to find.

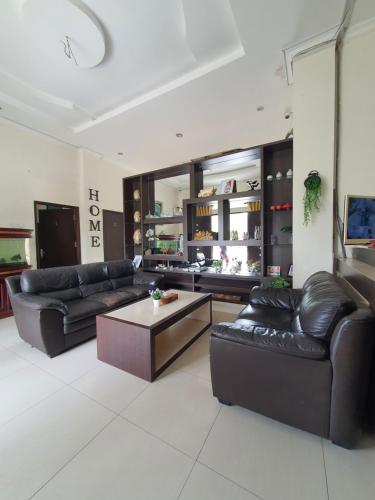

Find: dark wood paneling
103;210;124;261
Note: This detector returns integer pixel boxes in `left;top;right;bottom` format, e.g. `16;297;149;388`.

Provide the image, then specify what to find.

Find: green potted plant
303;170;321;225
247;259;260;275
270;277;290;288
212;259;223;273
149;288;163;307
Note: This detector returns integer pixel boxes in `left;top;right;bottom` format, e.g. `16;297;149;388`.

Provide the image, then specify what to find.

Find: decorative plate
133;210;141;223
133;229;141;245
133;189;140;200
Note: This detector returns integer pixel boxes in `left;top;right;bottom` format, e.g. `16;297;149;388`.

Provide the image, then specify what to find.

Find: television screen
344;195;375;243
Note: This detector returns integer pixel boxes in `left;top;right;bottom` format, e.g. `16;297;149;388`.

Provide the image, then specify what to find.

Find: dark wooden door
103;210;124;261
38;209;79;268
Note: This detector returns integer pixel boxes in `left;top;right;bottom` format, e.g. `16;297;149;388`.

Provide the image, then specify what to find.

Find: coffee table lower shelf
96;293;211;381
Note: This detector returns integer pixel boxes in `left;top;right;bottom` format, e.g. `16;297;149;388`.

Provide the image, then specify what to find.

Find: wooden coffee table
96;290;212;381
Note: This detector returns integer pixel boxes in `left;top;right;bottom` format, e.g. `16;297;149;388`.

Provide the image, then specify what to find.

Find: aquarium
0;237;30;267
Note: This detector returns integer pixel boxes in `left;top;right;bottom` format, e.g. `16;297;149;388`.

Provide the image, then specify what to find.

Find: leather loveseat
6;260;162;357
210;271;375;448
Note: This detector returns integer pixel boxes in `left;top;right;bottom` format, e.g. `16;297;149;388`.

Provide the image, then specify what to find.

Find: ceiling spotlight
117;152;124;156
176;132;183;138
256;106;264;112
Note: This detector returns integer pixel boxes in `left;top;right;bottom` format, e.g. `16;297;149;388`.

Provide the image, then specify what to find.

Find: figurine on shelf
243;231;249;240
276;171;283;180
254;226;261;239
231;230;239;240
198;186;217;198
145;228;155;241
246;179;259;191
266;175;273;181
286;169;293;179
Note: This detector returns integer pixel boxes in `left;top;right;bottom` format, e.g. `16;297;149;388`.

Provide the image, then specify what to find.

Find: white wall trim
344;15;375;42
283;25;339;85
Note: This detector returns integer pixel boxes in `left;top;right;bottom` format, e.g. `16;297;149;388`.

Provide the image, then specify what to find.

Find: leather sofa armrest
211;322;327;360
133;271;164;288
13;293;68;315
330;308;375;448
250;286;303;311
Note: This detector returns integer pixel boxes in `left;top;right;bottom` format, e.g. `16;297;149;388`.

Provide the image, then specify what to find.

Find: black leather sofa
210;271;375;448
6;260;163;357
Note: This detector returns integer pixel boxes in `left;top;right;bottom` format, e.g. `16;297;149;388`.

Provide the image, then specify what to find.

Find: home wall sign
88;188;101;247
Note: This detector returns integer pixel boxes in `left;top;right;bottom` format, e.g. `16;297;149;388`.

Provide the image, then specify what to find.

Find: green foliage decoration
303;170;321;225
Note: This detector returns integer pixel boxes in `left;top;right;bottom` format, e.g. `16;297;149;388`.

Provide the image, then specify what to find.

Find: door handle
40;248;45;259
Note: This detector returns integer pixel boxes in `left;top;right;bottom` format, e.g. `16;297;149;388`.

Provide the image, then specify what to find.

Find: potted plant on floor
149;288;163;307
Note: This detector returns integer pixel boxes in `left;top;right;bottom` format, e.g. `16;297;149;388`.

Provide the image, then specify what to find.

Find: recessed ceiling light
256;106;264;112
176;132;183;138
117;152;124;156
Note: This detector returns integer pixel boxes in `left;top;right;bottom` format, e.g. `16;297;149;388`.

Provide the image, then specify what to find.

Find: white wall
337;23;375;252
79;150;130;263
292;45;336;287
0;120;130;267
0;120;80;267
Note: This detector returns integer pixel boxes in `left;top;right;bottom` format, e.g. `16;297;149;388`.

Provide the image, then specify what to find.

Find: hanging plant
303;170;321;225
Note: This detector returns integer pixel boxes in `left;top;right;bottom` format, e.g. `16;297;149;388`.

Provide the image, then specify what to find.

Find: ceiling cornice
282;25;339;85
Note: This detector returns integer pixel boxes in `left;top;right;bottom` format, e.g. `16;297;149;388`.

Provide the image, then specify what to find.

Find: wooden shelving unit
123;138;293;302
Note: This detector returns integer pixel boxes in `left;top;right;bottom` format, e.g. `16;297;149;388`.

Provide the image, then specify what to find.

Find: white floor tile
324;435;375;500
32;416;193;500
71;362;149;412
123;369;220;458
199;405;327;500
0;317;21;347
0;349;30;380
34;339;100;383
0;386;114;500
8;339;50;363
180;462;259;500
0;365;64;427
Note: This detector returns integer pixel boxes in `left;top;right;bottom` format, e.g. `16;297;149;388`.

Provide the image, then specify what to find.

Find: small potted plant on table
149;288;163;307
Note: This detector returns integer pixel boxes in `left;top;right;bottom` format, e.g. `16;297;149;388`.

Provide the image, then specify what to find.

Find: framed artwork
154;201;163;217
267;265;281;277
219;179;236;194
288;264;293;277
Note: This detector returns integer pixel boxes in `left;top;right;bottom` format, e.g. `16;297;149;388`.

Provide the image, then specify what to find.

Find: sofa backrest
76;262;112;297
293;271;356;341
106;259;134;289
20;266;81;301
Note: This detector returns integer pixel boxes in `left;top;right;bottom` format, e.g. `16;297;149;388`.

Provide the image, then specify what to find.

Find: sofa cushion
107;259;134;289
76;262;112;298
40;287;81;302
250;287;302;311
238;304;293;331
63;298;107;324
89;291;134;308
212;322;329;360
20;266;79;295
295;273;356;340
116;285;149;299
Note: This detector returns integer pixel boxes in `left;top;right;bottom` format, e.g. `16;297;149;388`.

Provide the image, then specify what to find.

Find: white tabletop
103;289;210;328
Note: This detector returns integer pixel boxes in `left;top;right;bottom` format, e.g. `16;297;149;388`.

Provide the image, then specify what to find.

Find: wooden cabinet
0;227;33;319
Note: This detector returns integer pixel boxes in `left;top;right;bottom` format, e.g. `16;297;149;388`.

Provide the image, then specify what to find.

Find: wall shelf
143;254;186;261
123;138;293;299
143;216;183;225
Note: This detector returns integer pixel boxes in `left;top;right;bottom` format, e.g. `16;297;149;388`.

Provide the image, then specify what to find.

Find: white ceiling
0;0;348;172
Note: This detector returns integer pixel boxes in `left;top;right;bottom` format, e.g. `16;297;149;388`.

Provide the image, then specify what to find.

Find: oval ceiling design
20;0;106;68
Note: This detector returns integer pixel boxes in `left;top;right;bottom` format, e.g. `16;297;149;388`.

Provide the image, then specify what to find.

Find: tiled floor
0;311;375;500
